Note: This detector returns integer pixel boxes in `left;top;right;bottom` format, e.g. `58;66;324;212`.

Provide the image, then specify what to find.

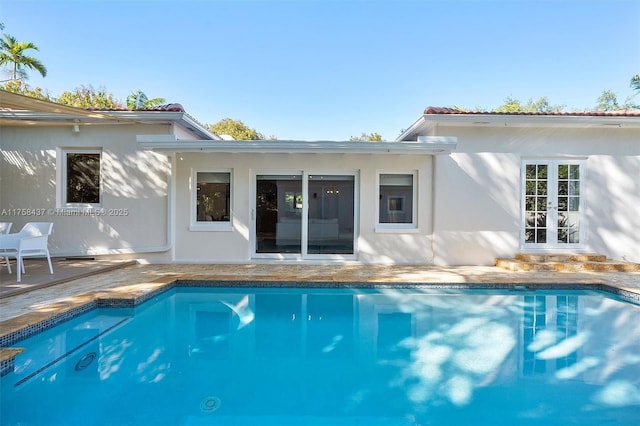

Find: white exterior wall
430;125;640;265
173;152;434;264
0;124;172;261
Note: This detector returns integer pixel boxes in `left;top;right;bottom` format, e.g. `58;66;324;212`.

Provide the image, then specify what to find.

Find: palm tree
631;75;640;94
0;34;47;81
126;89;166;109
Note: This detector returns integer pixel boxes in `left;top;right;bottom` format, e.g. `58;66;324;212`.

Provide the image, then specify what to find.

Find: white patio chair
0;222;12;271
0;222;12;234
0;222;54;282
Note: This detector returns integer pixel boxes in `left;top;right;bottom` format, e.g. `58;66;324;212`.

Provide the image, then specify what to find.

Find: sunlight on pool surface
2;287;639;425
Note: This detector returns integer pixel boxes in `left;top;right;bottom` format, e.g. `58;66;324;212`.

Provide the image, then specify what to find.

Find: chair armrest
0;234;22;250
18;235;49;251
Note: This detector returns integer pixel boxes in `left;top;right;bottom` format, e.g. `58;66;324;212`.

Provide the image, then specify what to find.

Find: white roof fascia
0;110;134;125
419;113;640;129
100;111;219;140
396;115;430;141
136;136;458;155
0;109;219;140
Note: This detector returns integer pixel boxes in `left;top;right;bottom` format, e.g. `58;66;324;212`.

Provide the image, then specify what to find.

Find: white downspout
53;154;175;257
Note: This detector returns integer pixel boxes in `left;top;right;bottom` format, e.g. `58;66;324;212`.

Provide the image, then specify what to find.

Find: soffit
136;136;458;155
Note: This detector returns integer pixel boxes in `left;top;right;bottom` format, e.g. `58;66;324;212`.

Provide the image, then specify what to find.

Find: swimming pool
1;286;639;425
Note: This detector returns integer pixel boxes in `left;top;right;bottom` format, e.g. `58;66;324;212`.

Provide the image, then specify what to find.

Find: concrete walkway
0;258;137;299
2;262;639;323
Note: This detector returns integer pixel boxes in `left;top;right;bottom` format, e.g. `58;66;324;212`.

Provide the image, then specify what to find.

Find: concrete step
496;255;640;272
514;253;607;263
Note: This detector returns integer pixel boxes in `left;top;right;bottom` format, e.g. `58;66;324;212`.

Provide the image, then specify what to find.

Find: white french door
253;171;357;259
521;160;585;250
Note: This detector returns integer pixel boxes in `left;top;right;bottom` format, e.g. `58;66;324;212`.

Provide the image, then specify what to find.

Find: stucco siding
173;152;434;264
430;126;640;264
0;124;172;260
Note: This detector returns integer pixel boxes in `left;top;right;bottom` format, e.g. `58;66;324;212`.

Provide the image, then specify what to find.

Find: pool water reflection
1;287;639;425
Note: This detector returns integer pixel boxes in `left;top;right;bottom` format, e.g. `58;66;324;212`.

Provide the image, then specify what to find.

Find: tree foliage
595;90;622;111
349;132;384;141
206;118;266;140
631;75;640;93
56;85;124;109
595;82;638;111
2;80;51;100
0;33;47;81
492;96;565;113
126;89;166;109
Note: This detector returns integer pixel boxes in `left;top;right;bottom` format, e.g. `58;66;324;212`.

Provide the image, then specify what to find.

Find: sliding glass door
307;175;354;255
256;174;303;253
254;172;356;258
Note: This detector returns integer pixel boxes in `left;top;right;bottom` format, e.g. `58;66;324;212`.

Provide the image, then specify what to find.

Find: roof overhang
137;135;457;155
397;113;640;141
0;90;125;123
0;91;218;140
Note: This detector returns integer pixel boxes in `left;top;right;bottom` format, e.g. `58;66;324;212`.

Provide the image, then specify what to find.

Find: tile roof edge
423;106;640;117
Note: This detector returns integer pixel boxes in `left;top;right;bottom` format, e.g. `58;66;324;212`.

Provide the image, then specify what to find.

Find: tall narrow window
64;151;101;205
195;171;231;226
377;173;416;228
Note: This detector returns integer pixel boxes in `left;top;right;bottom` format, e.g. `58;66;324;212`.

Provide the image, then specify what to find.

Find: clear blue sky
2;0;639;140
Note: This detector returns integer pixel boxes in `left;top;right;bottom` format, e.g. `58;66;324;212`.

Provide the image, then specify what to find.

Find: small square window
59;150;102;207
378;173;415;227
192;170;232;230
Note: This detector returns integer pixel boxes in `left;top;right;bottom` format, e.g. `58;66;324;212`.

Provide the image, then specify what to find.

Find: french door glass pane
556;164;580;244
524;164;548;244
256;175;302;253
308;175;354;254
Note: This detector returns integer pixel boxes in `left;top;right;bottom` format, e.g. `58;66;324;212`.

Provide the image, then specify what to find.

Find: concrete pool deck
2;262;639;320
0;262;639;369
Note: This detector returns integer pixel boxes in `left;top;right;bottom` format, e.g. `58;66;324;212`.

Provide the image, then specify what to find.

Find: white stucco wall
0;124;172;261
3;119;637;266
173;152;434;264
430;125;640;265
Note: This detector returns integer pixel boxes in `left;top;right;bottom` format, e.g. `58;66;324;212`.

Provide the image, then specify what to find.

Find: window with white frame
377;172;416;229
193;170;232;228
59;149;102;207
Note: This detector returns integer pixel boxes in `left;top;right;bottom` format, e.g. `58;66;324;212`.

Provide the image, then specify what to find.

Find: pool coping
1;277;639;377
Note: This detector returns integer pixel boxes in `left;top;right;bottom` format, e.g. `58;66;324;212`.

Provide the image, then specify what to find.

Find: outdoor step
514;253;607;263
496;258;640;272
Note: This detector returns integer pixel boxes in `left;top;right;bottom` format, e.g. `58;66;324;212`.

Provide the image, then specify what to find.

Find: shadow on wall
432;153;520;265
1;149;57;207
358;233;432;265
102;151;169;198
0;148;171;256
587;156;640;262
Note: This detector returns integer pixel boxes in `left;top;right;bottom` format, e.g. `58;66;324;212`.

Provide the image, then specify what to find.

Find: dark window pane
537;197;547;211
558;181;568;196
525;228;535;243
558;164;568;179
557;196;568;211
197;172;231;222
536;229;547;243
537;165;547;179
66;153;100;204
526;180;535;195
379;174;413;224
525;197;535;211
536;213;547;227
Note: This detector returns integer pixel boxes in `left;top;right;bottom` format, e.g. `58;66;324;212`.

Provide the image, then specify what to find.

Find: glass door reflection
307;175;354;255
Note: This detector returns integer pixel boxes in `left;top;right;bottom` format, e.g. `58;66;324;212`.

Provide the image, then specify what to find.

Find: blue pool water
1;287;640;425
